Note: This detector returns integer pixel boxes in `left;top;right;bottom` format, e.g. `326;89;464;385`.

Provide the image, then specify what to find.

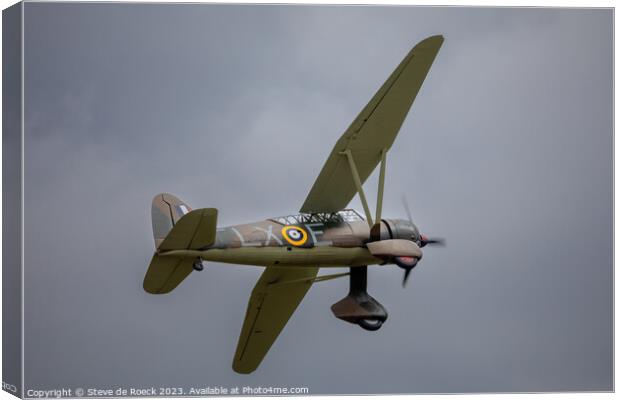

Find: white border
19;1;24;397
0;2;615;400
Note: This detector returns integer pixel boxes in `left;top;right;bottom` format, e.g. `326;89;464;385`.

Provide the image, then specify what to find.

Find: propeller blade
420;235;446;247
401;195;414;226
402;267;413;287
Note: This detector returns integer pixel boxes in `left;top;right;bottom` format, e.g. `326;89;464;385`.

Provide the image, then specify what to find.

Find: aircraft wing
233;266;319;374
300;35;444;213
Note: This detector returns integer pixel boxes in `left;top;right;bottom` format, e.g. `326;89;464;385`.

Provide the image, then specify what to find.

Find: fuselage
160;210;421;268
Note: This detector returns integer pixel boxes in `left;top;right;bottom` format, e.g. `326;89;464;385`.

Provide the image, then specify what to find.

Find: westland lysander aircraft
144;35;445;374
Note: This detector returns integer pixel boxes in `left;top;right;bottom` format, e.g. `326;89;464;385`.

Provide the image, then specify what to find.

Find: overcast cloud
21;4;612;394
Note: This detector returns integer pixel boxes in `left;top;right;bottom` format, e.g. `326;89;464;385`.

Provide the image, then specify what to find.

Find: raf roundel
281;226;309;246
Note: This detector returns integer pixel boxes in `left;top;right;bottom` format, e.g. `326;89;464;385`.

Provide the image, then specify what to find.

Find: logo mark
281;226;308;246
2;382;16;393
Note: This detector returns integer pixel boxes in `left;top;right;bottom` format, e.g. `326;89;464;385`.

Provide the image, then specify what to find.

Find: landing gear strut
331;266;388;331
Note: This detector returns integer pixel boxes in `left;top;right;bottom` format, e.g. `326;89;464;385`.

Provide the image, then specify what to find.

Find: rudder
151;193;192;249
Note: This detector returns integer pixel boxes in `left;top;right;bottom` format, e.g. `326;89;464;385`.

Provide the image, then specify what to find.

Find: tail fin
151;193;193;249
144;193;218;294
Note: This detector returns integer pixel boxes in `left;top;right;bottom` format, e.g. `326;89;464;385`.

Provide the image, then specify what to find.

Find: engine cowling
367;239;423;264
382;218;420;242
367;238;423;287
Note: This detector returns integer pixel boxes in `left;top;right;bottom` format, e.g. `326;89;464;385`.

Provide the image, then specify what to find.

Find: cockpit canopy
270;209;365;225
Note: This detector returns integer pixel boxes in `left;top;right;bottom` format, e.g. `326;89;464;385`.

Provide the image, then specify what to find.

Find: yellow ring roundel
281;226;308;246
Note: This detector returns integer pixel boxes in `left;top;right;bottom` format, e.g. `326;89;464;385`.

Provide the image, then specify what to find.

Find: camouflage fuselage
162;216;420;268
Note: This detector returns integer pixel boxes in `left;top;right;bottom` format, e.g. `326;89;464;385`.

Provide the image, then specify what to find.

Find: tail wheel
193;258;204;271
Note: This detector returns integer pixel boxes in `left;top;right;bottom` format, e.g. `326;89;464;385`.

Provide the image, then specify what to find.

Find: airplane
143;35;445;374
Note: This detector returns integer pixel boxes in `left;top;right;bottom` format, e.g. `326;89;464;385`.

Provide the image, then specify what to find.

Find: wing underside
233;266;319;374
300;35;444;213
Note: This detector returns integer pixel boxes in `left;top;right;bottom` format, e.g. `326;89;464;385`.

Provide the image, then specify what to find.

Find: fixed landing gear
331;266;388;331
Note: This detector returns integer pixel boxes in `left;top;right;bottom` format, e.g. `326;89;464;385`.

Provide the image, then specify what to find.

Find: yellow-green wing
300;35;444;213
143;255;193;294
233;266;319;374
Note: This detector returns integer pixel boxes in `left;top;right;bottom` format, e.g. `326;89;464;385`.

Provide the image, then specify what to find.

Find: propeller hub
420;234;429;247
392;196;445;286
394;255;419;268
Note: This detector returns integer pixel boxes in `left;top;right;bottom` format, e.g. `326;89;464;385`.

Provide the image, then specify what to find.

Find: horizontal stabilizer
143;255;194;294
145;193;217;294
159;208;218;251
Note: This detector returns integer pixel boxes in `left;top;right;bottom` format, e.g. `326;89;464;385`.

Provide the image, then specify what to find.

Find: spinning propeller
398;196;445;287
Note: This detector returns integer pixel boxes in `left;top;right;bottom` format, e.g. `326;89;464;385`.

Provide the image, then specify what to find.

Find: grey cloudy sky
22;3;612;394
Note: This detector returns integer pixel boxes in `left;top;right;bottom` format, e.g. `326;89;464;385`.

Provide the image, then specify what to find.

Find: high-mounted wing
233;267;319;374
300;35;444;214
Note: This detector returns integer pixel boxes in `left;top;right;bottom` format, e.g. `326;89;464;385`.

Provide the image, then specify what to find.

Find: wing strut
375;148;387;223
341;149;374;228
300;35;444;214
341;148;387;229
